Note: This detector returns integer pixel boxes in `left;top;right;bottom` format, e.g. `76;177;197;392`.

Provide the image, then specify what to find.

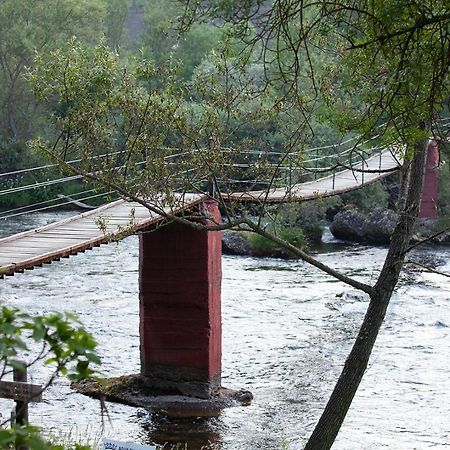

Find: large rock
413;218;450;244
222;230;295;259
329;209;365;241
222;230;253;255
362;208;398;244
330;208;398;244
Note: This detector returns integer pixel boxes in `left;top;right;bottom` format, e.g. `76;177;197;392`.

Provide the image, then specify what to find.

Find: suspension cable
0;191;115;220
0;187;102;218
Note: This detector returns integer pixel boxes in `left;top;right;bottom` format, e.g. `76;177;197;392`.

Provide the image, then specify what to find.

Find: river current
0;211;449;449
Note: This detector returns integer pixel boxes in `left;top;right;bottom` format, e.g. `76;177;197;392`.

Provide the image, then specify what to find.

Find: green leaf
85;352;101;365
0;429;15;445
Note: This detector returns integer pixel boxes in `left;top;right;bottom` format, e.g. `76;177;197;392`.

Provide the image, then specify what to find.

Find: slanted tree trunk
304;137;428;450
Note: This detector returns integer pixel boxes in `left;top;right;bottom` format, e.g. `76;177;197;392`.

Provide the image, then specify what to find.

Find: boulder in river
331;207;450;245
222;230;253;255
330;208;397;244
329;209;365;241
361;208;398;244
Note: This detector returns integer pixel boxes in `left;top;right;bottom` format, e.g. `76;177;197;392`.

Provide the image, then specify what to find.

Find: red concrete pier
139;201;222;399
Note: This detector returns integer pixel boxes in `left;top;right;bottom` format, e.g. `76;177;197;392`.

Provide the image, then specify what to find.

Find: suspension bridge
0;145;403;277
0;136;441;404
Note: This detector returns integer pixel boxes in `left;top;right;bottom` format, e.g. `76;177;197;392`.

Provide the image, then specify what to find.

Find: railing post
289;161;292;188
207;177;216;198
315;148;319;180
418;139;439;218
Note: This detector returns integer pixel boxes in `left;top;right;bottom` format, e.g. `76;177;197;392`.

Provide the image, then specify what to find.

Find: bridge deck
0;193;205;277
229;149;400;201
0;149;401;277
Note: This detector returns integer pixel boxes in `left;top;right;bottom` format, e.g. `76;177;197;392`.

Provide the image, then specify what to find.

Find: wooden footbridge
0;140;439;402
0;149;402;277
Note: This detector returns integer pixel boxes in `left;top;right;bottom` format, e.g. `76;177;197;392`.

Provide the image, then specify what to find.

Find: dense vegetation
1;0;433;229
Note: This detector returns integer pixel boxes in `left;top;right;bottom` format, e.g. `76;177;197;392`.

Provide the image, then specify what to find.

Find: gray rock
330;208;398;244
222;230;252;255
329;209;365;241
433;232;450;244
222;230;296;259
412;218;450;244
362;208;398;244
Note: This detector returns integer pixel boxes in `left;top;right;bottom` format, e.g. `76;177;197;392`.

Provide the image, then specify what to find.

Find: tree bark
304;137;428;450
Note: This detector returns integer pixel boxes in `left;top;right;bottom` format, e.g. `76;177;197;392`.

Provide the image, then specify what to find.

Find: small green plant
42;424;102;449
0;424;91;450
94;214;110;235
0;305;101;450
248;224;307;255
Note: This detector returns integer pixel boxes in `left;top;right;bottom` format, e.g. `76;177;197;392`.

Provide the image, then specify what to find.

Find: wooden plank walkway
229;148;401;202
0;148;401;277
0;193;206;277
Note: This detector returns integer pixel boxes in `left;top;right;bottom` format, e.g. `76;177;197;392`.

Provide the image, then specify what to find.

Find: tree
0;0;106;171
135;0;226;80
105;0;131;51
27;1;449;448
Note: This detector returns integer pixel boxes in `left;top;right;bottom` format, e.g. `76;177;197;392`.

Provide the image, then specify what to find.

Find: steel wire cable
1;117;448;180
0;187;102;218
0;147;198;179
2;120;439;202
0;191;115;220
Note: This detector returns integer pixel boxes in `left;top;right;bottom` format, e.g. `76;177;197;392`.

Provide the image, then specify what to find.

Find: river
1;211;449;449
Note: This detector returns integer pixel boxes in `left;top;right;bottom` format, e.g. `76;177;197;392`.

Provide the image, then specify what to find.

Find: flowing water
0;211;449;449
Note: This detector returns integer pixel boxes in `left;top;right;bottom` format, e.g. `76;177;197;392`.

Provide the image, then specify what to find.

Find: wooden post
14;362;28;425
0;361;42;431
0;361;42;450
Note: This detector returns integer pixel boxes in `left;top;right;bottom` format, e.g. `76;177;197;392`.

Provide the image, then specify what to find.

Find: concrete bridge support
139;201;222;399
419;139;439;219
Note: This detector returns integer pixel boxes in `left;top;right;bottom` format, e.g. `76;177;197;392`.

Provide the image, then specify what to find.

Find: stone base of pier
73;375;252;417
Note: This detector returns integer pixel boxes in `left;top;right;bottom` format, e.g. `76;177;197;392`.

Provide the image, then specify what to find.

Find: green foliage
0;305;100;449
0;424;49;450
248;223;307;254
0;0;106;142
0;306;100;381
27;40;287;204
340;181;389;212
0;139;28;173
0;424;91;450
138;0;225;80
105;0;131;50
181;1;449;146
281;197;341;231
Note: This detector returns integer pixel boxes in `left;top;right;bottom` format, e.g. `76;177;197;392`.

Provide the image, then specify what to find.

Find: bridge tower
139;201;222;399
419;139;439;219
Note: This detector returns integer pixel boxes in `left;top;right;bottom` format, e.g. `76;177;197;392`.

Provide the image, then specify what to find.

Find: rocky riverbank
330;208;450;245
222;208;449;259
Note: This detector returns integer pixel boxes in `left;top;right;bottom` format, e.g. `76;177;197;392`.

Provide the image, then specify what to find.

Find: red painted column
419;139;439;218
139;201;222;399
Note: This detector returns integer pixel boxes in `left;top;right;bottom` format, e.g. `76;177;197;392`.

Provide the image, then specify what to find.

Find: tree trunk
304;137;428;450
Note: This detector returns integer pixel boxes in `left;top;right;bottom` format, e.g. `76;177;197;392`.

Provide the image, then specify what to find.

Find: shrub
0;305;100;450
248;224;307;256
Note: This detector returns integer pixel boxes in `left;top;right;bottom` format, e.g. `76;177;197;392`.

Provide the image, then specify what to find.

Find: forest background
1;0;448;242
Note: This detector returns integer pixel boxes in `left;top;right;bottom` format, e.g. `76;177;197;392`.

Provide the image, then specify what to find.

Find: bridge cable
0;191;115;221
